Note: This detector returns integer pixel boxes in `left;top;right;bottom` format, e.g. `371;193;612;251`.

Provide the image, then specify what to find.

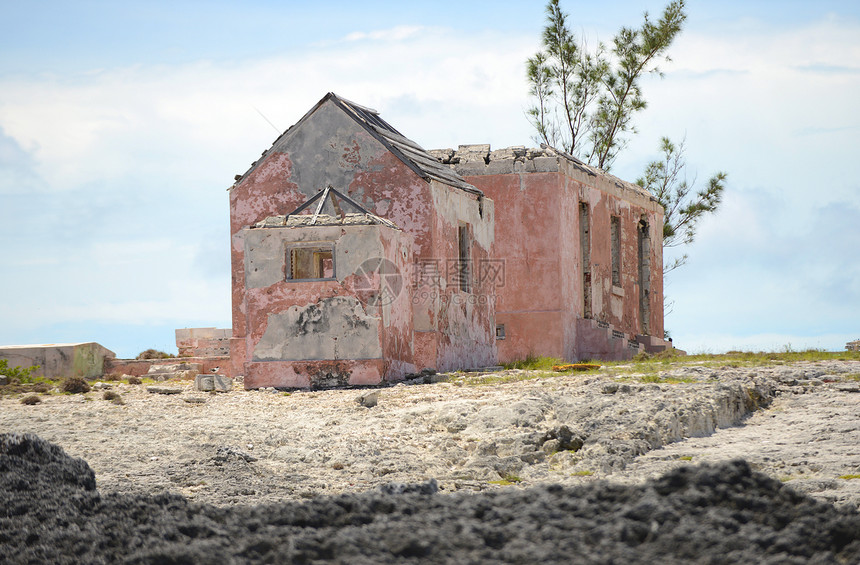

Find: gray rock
194;375;215;392
146;386;182;395
0;375;9;386
602;383;619;394
356;390;379;408
377;479;438;495
212;446;257;464
519;451;546;464
542;439;561;454
93;382;112;390
541;426;584;453
183;397;207;404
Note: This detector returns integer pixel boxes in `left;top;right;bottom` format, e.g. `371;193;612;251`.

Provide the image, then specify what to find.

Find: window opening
579;202;592;318
288;245;334;280
458;224;470;293
610;216;621;287
496;324;506;340
638;219;651;334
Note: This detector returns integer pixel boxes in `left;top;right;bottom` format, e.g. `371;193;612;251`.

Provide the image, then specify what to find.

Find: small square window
287;245;334;280
495;324;505;340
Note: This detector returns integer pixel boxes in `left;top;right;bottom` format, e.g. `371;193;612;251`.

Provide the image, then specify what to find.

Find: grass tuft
503;355;564;371
490;473;523;486
553;363;601;372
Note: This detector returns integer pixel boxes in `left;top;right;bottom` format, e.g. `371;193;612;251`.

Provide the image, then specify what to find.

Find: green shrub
20;395;41;405
0;359;40;383
127;375;142;385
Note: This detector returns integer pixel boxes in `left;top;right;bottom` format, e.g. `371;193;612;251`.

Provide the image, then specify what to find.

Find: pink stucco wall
457;149;666;363
228;96;495;387
226;95;667;385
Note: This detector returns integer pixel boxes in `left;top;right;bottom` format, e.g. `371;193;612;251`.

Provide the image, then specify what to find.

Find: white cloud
342;25;425;42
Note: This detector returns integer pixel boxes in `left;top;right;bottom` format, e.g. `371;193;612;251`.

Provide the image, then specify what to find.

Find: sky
1;0;859;358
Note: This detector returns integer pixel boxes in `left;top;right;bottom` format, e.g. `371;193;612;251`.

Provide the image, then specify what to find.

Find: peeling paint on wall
254;296;381;361
228;95;670;387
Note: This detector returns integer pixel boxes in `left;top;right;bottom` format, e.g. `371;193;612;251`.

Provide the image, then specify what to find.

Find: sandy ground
2;359;858;510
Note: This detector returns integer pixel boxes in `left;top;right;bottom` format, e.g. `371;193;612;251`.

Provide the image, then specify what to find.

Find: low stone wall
175;328;231;357
105;356;233;378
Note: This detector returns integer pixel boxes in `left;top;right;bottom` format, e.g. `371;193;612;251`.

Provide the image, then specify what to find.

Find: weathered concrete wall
239;222;414;388
175;328;230;357
450;167;564;363
422;181;496;371
230;98;436;379
105;356;232;378
448;145;666;363
229;96;496;381
254;297;382;361
230;100;391;376
0;343;115;379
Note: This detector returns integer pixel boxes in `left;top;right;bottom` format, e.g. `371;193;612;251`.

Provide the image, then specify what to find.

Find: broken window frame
610;215;621;288
286;243;336;282
495;323;506;340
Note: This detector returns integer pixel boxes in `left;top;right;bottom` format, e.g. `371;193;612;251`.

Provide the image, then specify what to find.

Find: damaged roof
233;92;482;196
253;213;398;229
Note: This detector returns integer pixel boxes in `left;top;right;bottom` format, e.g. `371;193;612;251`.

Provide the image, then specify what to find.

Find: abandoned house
229;92;670;389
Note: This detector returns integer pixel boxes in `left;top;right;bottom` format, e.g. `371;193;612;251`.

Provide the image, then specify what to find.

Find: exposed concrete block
484;160;518;175
213;375;233;392
531;157;560;172
452;161;490;176
194;375;215;392
457;144;490;163
175;328;231;341
147;362;203;374
489;146;526;161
